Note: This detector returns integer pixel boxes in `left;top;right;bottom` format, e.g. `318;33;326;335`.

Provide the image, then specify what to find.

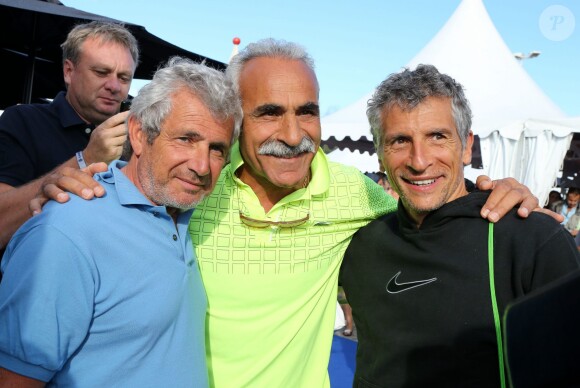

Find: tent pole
23;13;38;104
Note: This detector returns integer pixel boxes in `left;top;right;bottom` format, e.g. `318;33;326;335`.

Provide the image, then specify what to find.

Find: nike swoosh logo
386;271;437;294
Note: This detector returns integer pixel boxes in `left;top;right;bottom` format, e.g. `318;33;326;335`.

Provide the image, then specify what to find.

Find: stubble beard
139;162;205;211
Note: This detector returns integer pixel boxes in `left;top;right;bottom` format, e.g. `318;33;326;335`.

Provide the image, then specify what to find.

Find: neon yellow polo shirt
189;143;396;387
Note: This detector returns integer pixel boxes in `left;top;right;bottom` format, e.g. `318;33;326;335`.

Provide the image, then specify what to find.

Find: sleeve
0;107;37;187
564;212;580;233
0;224;96;382
359;172;398;218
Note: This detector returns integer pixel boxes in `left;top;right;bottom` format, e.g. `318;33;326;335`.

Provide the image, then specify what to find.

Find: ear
462;130;474;166
127;115;146;157
63;59;74;88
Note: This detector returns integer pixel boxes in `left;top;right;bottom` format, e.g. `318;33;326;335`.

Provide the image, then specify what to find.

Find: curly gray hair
367;64;472;159
121;57;242;159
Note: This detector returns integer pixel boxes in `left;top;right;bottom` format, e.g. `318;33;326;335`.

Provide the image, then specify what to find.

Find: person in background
30;40;547;387
337;286;354;336
566;205;580;239
544;189;562;209
378;172;400;200
551;187;580;233
0;21;139;251
340;64;580;387
365;171;400;200
0;57;241;386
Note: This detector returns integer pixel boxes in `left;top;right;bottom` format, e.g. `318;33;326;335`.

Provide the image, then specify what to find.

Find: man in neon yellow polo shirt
188;39;542;387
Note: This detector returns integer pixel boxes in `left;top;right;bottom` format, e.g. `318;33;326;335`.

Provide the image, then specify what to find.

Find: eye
431;132;447;142
210;146;226;159
392;136;408;145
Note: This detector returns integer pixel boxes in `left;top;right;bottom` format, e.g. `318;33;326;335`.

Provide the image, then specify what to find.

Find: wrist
76;151;87;169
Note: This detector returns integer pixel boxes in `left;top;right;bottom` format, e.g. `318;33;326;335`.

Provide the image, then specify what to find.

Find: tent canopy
321;0;580;203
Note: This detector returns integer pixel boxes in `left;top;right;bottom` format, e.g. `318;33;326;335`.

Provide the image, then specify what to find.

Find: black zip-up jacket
340;191;580;387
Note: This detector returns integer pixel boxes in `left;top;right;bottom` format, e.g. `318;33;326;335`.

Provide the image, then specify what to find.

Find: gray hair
367;64;472;158
61;21;140;67
122;56;242;159
226;38;317;96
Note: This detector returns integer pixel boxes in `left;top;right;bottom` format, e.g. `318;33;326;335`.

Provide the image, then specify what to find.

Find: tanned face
129;88;233;211
236;57;320;206
380;96;473;226
64;37;135;125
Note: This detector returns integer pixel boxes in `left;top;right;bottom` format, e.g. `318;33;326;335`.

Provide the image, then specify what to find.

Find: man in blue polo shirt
0;57;241;386
0;21;139;251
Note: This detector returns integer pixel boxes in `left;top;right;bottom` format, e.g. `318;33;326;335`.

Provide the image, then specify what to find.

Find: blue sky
64;0;579;117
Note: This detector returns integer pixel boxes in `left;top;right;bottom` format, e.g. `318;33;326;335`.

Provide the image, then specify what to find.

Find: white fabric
325;148;381;173
334;302;346;331
480;129;574;205
321;0;580;205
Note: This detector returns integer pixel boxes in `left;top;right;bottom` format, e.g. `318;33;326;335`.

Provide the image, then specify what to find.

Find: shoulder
326;161;372;184
32;194;110;231
349;211;398;245
494;204;565;241
192;164;232;213
326;161;396;215
0;103;54;133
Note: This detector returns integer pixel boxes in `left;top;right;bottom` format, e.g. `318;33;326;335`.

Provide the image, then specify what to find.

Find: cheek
304;122;321;141
210;156;226;171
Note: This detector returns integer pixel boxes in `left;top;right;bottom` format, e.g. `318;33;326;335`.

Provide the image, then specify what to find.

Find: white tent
325;148;381;173
322;0;580;204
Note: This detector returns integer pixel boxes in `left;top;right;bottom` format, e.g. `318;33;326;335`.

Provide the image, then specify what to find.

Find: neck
236;166;310;213
122;162;181;225
65;92;101;126
167;207;180;225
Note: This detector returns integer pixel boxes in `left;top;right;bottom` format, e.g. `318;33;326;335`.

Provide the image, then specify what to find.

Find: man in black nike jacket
339;64;580;387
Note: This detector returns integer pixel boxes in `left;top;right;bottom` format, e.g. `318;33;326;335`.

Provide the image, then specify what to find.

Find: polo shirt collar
229;141;331;199
98;161;154;207
97;161;194;225
52;91;92;130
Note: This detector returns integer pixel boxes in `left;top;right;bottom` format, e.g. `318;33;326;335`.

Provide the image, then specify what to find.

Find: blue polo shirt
0;161;208;387
0;91;93;187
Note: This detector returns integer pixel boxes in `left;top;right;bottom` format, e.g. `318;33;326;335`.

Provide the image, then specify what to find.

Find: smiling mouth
178;177;206;190
403;178;436;186
100;97;119;105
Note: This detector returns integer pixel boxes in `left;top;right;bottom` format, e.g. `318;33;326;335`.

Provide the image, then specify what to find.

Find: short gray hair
367;64;472;158
226;38;317;96
61;21;140;67
122;57;242;159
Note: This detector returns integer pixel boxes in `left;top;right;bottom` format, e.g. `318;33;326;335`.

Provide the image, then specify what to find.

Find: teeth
410;179;435;186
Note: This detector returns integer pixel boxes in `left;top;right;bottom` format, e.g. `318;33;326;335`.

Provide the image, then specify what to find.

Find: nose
104;75;122;94
186;146;211;178
278;114;303;147
406;142;432;173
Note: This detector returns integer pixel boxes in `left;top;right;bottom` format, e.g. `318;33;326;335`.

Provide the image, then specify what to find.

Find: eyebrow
252;104;285;117
183;130;229;152
251;102;320;117
296;102;320;115
181;130;203;140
